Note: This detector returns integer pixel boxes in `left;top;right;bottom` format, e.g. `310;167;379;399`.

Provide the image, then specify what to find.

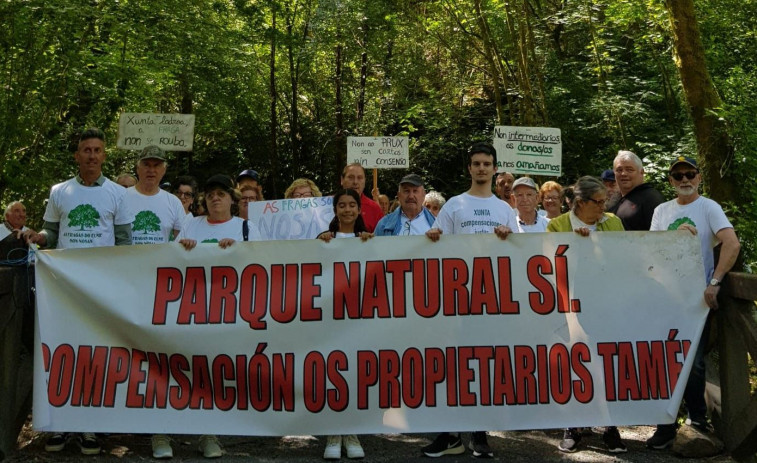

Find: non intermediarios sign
347;136;409;169
492;126;562;176
117;113;196;152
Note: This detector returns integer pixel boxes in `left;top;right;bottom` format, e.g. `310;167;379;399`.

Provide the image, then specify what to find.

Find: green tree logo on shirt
68;204;100;230
133;210;161;234
668;217;696;231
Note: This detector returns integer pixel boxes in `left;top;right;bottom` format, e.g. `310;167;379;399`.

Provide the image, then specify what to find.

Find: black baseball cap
236;169;259;183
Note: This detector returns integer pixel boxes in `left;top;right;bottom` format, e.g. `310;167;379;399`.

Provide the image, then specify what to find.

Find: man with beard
646;156;740;449
495;171;515;208
422;142;518;459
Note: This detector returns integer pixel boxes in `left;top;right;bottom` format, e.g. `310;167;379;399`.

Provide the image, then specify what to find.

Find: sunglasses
670;171;698;181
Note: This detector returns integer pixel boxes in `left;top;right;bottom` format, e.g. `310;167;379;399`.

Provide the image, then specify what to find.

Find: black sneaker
469;431;493;458
558;428;581;453
686;418;713;434
44;433;68;452
422;432;465;457
646;425;677;450
77;433;101;455
602;427;628;453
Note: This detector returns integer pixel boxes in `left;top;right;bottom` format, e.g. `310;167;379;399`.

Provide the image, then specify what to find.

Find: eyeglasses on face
176;192;194;198
670;171;698;181
240;196;257;202
585;198;606;207
291;192;313;198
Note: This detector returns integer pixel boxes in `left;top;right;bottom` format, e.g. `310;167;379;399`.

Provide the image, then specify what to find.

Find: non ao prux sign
117;113;196;152
347;136;409;169
492;126;562;176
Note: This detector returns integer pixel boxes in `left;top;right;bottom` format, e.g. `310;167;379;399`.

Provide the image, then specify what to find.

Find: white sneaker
343;434;364;459
198;435;222;458
151;434;173;459
323;435;342;460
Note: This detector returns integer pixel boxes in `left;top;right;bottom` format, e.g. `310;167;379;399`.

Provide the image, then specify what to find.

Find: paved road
6;425;737;462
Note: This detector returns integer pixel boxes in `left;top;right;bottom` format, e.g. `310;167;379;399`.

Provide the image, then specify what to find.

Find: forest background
1;0;755;270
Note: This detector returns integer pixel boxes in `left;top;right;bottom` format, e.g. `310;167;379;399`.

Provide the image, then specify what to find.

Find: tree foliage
1;0;755;268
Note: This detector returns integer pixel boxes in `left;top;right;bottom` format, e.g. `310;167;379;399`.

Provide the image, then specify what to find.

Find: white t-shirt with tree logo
650;196;733;283
43;178;133;249
125;187;186;244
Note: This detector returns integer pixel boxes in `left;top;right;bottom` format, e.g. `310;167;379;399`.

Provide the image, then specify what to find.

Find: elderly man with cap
123;146;186;245
646;155;740;449
374;174;436;236
1;201;28;240
512;177;549;233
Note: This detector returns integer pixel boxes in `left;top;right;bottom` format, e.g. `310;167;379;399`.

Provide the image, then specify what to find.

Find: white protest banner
34;231;707;436
117;113;196;151
247;197;334;240
492;126;562;176
347;136;409;169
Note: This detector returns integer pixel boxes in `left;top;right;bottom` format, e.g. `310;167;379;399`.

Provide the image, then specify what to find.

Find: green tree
68;204;100;230
133;210;161;234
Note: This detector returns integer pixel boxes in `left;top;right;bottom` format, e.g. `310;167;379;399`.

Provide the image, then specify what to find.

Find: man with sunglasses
374;173;436;236
646;156;740;449
608;150;665;230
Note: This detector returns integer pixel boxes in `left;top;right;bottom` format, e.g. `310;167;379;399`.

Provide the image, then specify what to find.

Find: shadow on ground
6;423;737;462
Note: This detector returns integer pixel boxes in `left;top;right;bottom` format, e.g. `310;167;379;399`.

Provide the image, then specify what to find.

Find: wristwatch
709;278;720;286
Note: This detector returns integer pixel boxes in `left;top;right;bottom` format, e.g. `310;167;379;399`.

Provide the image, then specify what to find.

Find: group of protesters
1;127;740;460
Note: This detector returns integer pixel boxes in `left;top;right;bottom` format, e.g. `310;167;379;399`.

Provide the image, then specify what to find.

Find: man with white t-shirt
646;155;740;450
122;145;187;458
422;142;518;459
124;146;186;246
22;127;134;456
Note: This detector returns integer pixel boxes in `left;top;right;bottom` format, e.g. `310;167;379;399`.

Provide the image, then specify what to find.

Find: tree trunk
269;4;279;197
664;0;736;204
473;0;505;124
334;44;346;189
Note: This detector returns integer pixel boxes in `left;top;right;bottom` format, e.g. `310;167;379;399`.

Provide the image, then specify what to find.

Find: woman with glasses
284;178;322;199
238;185;259;220
538;180;564;220
174;175;198;217
547;176;626;454
546;176;623;235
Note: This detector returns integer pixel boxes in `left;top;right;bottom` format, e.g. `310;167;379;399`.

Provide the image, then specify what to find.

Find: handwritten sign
247;197;334;240
347;136;409;169
117;113;196;151
492;126;562;176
